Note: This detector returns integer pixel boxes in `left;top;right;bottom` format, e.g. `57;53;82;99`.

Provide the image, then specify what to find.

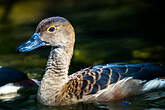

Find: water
0;0;164;109
0;90;165;110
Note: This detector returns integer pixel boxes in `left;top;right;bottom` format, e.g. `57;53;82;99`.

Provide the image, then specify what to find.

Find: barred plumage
61;63;165;100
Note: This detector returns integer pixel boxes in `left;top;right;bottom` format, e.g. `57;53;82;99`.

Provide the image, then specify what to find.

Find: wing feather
64;63;165;99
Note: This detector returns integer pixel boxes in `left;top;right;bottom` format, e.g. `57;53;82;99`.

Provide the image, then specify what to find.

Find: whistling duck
17;16;165;106
0;66;39;99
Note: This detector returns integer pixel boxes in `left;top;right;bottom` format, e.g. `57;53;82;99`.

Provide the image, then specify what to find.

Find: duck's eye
47;26;56;33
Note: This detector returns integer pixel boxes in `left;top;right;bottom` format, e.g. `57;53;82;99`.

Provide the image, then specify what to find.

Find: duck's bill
17;33;46;52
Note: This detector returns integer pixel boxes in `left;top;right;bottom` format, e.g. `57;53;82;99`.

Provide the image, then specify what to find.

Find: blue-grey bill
17;33;46;52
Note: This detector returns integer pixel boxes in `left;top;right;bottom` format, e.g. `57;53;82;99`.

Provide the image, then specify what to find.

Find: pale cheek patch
143;78;165;92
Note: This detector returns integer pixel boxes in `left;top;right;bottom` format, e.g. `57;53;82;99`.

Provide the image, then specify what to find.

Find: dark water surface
0;0;164;109
0;90;165;110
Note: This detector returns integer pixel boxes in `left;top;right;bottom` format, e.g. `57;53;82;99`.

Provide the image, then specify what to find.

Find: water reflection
1;90;165;110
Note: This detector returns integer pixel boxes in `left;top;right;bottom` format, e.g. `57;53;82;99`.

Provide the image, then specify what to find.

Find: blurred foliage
0;0;163;76
0;0;164;109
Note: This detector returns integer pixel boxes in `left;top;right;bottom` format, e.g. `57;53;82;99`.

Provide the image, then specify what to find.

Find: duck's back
0;66;28;87
65;63;165;101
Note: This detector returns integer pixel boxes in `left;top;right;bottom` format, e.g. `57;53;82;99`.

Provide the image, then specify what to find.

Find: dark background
0;0;164;109
0;0;163;76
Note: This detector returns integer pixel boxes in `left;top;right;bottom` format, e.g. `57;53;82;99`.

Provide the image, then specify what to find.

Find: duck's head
17;17;75;52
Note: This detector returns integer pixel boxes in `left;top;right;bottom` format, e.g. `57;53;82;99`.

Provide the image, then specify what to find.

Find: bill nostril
31;35;37;41
31;37;35;41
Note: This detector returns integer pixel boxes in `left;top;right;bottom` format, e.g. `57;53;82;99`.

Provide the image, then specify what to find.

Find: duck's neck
38;46;73;105
46;46;72;82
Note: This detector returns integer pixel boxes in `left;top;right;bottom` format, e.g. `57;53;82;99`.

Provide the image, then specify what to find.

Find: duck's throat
47;47;71;77
38;46;73;105
43;46;72;85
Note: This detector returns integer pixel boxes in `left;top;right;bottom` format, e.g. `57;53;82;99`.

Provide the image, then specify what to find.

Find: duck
17;16;165;106
0;66;39;99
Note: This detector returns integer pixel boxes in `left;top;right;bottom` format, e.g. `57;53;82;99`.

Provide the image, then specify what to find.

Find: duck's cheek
17;33;46;52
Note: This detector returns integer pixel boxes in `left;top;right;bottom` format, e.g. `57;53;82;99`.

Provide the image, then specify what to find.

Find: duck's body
0;66;39;96
67;63;165;101
17;16;165;106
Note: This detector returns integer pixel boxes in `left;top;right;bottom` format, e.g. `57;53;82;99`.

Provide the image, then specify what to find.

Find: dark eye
47;26;56;32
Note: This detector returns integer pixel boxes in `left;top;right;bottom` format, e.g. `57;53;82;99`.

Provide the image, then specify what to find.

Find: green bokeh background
0;0;164;109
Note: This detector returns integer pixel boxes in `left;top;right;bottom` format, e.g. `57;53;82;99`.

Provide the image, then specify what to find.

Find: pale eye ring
47;26;56;33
